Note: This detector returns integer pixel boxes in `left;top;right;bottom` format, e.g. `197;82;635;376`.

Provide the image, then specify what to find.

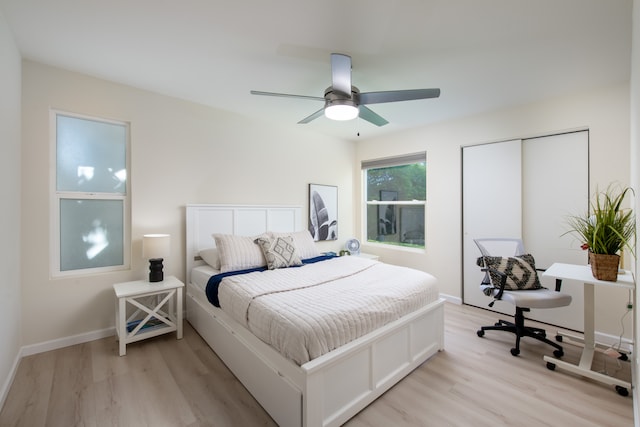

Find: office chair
474;238;572;357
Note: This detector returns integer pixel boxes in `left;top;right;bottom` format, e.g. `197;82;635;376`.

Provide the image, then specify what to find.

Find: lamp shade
142;234;170;260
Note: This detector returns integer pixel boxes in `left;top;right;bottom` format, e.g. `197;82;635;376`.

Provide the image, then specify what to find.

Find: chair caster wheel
618;353;629;361
553;349;564;358
555;334;563;342
615;386;629;397
546;362;556;370
510;348;520;356
477;330;485;337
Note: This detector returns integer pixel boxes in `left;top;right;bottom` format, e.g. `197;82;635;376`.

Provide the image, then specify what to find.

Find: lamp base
148;258;164;282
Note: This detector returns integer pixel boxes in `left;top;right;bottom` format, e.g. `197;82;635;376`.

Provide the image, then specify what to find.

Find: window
51;112;130;276
362;152;426;249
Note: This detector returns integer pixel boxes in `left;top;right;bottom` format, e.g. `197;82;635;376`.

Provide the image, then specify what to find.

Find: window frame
361;152;427;251
50;110;131;277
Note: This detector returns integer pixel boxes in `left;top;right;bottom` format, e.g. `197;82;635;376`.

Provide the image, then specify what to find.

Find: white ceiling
0;0;633;141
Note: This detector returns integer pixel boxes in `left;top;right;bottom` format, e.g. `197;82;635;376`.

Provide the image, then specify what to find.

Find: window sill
363;241;426;254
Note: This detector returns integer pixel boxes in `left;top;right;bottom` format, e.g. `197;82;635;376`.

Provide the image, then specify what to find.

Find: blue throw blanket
205;254;337;307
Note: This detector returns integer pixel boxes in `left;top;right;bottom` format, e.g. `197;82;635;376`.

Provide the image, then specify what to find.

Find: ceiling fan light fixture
324;100;359;121
251;53;440;127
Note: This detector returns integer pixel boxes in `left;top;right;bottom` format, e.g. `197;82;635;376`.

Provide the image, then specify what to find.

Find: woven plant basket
588;252;620;281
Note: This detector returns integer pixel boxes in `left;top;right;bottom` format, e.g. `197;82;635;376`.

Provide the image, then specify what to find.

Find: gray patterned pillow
254;236;303;270
481;254;542;291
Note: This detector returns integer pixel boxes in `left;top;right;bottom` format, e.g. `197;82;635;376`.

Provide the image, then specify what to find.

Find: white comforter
218;256;439;365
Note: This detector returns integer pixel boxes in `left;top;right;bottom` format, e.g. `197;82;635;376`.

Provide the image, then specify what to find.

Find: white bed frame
185;204;445;427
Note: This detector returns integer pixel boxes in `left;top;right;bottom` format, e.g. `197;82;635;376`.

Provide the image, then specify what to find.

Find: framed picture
378;190;397;235
309;184;338;241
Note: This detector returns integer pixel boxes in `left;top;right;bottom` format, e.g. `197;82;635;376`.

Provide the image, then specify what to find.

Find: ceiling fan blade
359;88;440;105
358;106;389;127
250;90;324;102
331;53;352;96
298;108;325;124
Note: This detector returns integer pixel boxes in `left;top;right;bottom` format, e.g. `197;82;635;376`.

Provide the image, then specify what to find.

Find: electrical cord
602;290;632;376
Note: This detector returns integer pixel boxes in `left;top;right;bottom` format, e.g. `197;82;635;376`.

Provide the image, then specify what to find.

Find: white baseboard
439;293;462;305
21;327;116;357
0;350;22;413
593;330;634;353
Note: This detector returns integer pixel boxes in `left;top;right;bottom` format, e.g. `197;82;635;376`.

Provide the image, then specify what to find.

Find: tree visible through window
52;112;130;276
363;153;426;248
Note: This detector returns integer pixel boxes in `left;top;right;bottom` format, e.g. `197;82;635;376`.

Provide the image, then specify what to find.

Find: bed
185;204;445;427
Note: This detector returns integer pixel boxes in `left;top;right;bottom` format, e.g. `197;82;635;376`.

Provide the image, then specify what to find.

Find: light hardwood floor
0;303;633;426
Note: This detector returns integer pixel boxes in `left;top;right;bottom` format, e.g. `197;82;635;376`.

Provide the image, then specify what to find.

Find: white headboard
185;204;303;284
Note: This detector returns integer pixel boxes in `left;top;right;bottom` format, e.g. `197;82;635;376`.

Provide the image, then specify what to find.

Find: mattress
197;256;439;365
191;264;219;292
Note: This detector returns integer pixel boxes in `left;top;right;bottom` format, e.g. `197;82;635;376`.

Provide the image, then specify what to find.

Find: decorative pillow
270;230;320;260
213;233;268;273
481;254;542;291
199;248;220;269
254;236;303;270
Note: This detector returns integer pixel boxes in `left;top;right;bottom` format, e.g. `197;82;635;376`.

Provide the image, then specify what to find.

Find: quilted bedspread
217;256;439;365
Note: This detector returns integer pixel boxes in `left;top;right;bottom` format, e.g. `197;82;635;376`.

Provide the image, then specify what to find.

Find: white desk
542;263;634;395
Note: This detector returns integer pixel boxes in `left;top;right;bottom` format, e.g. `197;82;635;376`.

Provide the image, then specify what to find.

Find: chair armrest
536;267;563;291
555;278;563;292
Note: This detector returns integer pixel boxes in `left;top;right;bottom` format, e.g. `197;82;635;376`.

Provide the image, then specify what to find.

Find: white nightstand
113;275;184;356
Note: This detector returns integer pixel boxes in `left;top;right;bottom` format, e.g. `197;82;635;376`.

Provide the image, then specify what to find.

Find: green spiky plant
565;185;635;256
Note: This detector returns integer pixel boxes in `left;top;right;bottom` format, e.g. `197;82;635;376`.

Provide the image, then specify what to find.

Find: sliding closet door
462;131;588;331
462;140;522;310
521;132;588;330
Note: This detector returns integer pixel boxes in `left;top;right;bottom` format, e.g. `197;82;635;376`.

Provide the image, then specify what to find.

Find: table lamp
142;234;170;282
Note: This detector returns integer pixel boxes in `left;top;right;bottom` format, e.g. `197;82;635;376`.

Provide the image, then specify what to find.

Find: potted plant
564;185;635;281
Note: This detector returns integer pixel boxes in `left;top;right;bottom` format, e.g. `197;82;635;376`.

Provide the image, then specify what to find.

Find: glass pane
60;199;124;271
57;115;127;193
366;204;425;248
366;163;426;201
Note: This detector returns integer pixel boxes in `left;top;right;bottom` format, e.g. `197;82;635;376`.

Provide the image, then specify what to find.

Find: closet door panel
462;140;522;311
522;131;588;331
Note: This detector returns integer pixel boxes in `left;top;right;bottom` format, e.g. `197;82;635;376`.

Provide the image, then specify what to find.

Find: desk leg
543;282;631;393
579;282;596;370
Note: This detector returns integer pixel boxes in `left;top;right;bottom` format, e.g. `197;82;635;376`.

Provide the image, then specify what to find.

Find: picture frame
308;184;338;241
378;190;397;235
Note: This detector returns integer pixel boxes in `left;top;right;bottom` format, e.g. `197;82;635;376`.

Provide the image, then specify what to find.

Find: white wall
355;82;631;337
21;61;354;347
0;12;22;406
630;0;639;422
14;31;636;353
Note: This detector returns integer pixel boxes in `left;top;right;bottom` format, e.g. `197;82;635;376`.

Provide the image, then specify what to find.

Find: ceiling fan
250;53;440;127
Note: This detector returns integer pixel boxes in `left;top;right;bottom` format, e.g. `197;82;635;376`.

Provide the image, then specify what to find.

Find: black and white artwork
309;184;338;241
378;190;397;235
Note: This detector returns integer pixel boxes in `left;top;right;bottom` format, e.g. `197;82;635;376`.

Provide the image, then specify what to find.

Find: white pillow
199;248;220;270
270;230;320;259
213;233;267;273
